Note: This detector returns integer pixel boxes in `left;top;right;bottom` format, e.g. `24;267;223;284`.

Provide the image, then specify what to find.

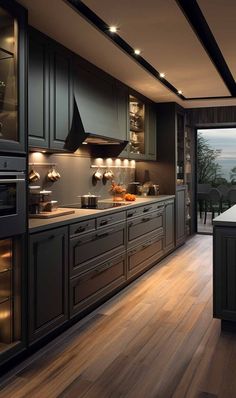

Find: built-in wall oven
0;156;26;366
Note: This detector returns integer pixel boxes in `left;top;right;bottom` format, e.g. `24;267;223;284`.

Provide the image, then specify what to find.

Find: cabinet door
117;83;129;157
28;29;49;149
165;200;175;253
146;103;157;160
49;45;73;151
29;227;68;343
70;253;126;318
74;60;119;139
127;234;164;280
176;186;186;247
214;227;236;321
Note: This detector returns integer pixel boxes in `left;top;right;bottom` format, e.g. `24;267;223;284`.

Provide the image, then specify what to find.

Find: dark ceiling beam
176;0;236;97
66;0;185;99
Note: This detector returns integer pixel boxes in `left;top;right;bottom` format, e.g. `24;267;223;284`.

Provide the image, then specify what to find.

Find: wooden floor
1;235;236;398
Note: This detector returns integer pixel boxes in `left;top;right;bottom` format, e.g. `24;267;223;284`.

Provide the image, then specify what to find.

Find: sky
198;128;236;181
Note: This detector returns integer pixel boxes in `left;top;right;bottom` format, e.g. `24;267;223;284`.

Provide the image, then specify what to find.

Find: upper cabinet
28;29;73;152
28;28;156;159
121;93;156;160
0;2;27;154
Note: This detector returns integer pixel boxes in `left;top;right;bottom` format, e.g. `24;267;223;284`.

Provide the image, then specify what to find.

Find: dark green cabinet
214;227;236;322
165;199;175;253
29;227;69;343
28;29;73;151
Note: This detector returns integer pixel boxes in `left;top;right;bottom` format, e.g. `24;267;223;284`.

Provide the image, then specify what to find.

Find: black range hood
64;96;128;157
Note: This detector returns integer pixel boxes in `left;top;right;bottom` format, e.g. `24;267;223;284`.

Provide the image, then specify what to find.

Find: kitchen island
213;205;236;331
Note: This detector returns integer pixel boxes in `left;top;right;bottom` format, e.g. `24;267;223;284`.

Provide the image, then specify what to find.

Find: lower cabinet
127;232;164;280
70;253;126;317
165;199;175;253
213;227;236;322
29;227;69;343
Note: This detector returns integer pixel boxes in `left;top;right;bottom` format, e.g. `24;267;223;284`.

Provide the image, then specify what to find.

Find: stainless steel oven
0;156;26;238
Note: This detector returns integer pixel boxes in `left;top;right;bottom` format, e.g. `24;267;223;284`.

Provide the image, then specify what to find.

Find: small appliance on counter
28;188;74;218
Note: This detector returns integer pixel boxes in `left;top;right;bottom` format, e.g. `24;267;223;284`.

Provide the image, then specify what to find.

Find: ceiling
18;0;236;108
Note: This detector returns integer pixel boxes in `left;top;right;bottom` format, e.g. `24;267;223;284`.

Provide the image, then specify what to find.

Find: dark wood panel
176;186;186;247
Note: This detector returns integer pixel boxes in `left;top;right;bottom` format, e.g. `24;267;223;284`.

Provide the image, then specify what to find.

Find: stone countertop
29;195;175;233
213;205;236;227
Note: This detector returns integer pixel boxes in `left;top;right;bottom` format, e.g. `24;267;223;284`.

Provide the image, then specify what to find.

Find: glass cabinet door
0;7;18;143
129;95;145;156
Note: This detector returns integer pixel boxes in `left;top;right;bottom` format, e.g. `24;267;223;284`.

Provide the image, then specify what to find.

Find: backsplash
29;153;135;206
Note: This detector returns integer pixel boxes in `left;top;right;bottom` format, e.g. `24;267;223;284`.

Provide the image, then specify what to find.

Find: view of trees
197;133;236;186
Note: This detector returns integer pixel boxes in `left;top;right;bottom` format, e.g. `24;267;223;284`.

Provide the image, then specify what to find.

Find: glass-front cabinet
129;95;145;156
0;238;22;357
0;2;26;153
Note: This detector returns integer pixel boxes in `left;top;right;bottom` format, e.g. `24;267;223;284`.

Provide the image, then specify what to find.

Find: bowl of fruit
124;193;136;201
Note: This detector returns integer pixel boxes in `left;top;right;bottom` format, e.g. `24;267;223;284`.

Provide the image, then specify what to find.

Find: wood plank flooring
1;235;236;397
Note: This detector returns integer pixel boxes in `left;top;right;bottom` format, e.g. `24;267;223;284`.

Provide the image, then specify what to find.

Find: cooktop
64;202;131;210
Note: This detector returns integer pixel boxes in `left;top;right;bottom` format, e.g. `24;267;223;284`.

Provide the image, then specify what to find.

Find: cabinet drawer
69;219;95;237
70;253;126;317
127;234;164;279
70;223;126;277
126;203;155;219
96;211;125;228
127;209;164;247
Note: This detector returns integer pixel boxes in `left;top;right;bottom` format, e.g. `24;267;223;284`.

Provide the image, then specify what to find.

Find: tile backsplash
29;152;135;206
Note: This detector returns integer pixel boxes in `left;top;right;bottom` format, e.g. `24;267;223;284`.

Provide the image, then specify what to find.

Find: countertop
213;205;236;227
29;195;175;233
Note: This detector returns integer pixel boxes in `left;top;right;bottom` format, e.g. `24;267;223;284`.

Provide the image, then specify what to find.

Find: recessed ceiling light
134;49;141;55
159;72;165;78
178;90;183;95
109;26;118;33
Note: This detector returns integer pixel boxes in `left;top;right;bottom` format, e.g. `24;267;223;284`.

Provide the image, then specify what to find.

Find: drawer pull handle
95;228;114;239
142;217;151;222
99;218;112;226
75;224;88;234
143;207;151;213
127;212;135;218
129;248;139;255
142;241;153;249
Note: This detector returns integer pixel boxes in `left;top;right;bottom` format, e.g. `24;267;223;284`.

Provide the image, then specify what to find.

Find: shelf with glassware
119;93;157;161
184;127;193;235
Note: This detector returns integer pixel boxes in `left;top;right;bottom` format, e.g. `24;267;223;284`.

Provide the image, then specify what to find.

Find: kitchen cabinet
127;207;164;248
127;93;157;161
70;220;126;277
28;29;49;149
29;227;68;343
176;186;186;247
213;227;236;323
70;253;126;317
28;28;73;152
164;199;175;253
127;233;164;279
0;1;27;154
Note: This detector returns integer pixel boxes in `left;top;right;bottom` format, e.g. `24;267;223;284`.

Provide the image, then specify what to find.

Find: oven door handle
0;179;25;183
